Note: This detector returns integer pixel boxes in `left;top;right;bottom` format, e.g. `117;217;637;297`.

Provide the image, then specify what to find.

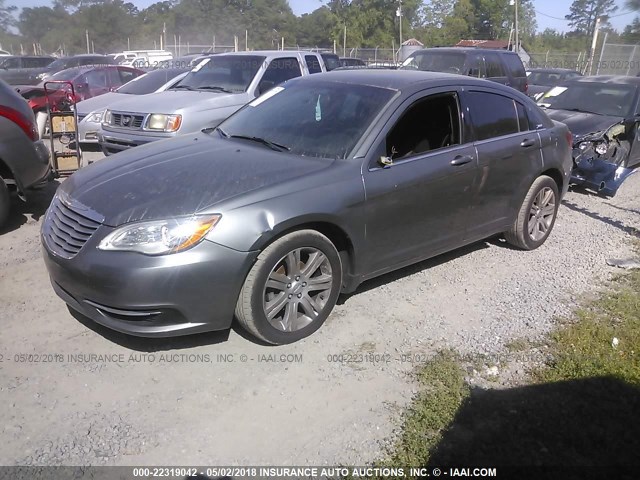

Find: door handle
520;139;535;148
450;154;473;166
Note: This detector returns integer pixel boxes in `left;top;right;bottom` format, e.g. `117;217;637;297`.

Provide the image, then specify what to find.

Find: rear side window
503;54;526;78
305;55;322;74
466;53;486;78
484;53;505;77
466;91;519;140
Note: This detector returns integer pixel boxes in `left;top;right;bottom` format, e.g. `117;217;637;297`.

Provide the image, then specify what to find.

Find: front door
362;89;477;276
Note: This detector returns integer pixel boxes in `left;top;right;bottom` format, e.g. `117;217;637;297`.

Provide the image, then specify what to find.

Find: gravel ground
0;148;639;467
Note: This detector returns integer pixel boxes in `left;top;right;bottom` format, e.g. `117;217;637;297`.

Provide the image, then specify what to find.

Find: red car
16;65;144;114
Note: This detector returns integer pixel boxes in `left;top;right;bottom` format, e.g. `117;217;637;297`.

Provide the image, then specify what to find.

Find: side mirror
257;80;275;96
623;115;640;125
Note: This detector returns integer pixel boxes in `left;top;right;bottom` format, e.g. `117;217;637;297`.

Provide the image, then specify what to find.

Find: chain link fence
593;43;640;76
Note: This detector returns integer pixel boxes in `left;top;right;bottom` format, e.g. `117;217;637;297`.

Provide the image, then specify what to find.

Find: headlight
98;215;221;255
145;113;182;132
578;141;590;150
84;110;105;123
37;72;48;80
102;109;112;126
594;142;608;155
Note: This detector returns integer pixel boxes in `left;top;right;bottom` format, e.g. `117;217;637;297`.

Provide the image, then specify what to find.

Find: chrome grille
43;197;102;258
110;112;145;129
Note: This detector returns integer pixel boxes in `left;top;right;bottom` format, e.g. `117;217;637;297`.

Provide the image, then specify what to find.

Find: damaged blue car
539;75;640;196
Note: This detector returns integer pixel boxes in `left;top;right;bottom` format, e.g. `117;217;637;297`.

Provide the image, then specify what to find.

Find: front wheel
504;175;559;250
235;230;342;344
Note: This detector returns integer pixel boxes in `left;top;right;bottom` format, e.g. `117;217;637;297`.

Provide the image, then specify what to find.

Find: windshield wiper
229;134;290;152
170;85;195;91
197;86;234;93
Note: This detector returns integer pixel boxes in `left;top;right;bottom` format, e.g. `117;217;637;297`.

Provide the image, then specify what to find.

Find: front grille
110;112;145;129
43;197;102;259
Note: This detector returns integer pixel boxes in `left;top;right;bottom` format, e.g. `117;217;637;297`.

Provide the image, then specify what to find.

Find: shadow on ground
562;200;640;238
428;376;640;477
0;180;59;235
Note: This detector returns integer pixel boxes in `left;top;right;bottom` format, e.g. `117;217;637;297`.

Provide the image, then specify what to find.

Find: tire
235;229;342;345
504;175;559;250
0;177;10;229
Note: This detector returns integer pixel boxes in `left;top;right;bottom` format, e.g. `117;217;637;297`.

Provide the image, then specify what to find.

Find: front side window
305;55;322;74
259;57;302;92
386;93;461;160
216;79;396;159
466;91;519;140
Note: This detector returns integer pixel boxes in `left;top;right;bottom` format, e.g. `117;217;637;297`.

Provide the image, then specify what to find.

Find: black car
399;48;528;94
20;54;117;85
540;75;640;196
42;71;571;344
527;68;582;98
0;55;55;85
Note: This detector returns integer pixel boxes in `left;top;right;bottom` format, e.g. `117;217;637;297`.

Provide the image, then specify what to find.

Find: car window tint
107;68;121;87
305;55;322;74
386;92;461;160
1;57;20;68
23;58;46;68
516;102;530;131
503;54;526;78
119;68;138;84
484;53;505;77
260;57;301;89
85;69;108;88
466;53;486;78
466;91;519;140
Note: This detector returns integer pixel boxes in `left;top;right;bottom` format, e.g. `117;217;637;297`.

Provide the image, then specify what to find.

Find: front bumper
42;229;258;337
98;129;173;155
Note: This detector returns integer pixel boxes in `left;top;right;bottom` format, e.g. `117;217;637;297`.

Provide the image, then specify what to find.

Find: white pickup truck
98;50;326;155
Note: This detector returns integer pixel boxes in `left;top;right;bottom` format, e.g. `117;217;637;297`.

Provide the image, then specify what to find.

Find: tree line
0;0;638;56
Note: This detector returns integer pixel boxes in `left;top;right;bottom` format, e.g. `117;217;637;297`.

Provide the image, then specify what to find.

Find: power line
535;9;636;22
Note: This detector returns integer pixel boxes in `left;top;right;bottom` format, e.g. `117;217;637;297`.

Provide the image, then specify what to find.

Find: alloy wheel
528;186;556;242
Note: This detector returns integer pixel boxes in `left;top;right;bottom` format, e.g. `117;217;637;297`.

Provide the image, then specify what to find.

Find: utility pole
343;24;347;57
588;17;601;75
514;0;518;53
397;0;403;49
85;29;90;54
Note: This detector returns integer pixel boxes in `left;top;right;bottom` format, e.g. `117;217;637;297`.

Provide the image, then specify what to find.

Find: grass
366;268;640;475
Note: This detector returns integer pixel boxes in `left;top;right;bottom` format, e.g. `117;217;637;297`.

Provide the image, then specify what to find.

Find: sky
12;0;638;33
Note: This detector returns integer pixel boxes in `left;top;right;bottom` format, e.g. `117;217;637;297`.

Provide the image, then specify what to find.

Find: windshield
528;71;564;86
174;55;265;92
215;79;396;159
540;83;637;117
117;68;186;94
47;58;71;70
400;51;466;73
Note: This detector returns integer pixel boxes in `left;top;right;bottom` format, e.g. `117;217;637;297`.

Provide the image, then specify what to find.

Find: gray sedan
41;71;572;344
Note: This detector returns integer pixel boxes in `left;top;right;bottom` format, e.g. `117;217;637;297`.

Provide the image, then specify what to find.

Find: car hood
60;132;332;227
76;92;127;115
105;89;247;115
545;109;622;139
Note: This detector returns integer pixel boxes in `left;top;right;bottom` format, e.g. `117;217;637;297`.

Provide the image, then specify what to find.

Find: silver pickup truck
98;50;326;155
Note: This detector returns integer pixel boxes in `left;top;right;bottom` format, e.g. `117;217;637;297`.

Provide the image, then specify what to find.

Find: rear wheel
504;175;559;250
0;177;10;229
235;230;342;345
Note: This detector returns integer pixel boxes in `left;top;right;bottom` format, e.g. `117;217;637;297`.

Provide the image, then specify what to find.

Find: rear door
362;88;478;274
461;88;542;238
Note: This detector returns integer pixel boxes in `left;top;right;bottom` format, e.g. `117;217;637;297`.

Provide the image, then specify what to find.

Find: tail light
0;105;38;141
524;82;528;93
565;130;572;149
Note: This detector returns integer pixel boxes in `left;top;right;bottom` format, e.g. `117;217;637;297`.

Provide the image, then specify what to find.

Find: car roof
308;69;522;93
51;65;131;75
413;47;519;55
564;75;640;86
528;68;580;73
217;50;320;57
